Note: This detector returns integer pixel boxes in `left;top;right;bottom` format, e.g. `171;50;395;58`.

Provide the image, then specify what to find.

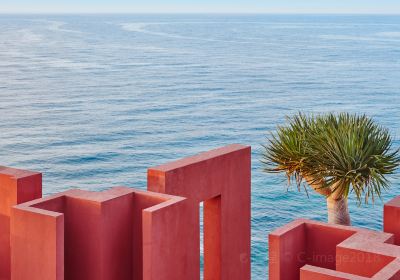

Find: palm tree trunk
303;175;351;226
326;196;351;226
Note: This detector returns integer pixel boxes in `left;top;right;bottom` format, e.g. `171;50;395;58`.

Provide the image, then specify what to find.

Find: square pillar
384;196;400;245
0;166;42;280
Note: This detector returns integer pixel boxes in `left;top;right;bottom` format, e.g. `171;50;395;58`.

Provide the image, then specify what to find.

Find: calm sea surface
1;14;399;278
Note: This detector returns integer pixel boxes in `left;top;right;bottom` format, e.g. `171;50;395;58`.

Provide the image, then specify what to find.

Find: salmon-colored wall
147;144;252;280
142;196;195;280
269;217;400;280
11;202;64;280
6;145;251;280
305;223;355;270
269;220;306;280
384;196;400;246
2;145;400;280
0;166;42;280
11;188;188;280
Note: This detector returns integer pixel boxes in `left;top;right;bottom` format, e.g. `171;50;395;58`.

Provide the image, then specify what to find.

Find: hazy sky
1;0;400;14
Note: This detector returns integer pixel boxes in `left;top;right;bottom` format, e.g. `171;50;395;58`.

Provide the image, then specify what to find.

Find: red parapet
11;187;191;280
269;218;400;280
7;144;251;280
0;145;400;280
7;144;400;280
384;196;400;246
148;144;252;280
0;166;42;280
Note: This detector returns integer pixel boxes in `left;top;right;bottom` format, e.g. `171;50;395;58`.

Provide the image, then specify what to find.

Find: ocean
0;14;399;278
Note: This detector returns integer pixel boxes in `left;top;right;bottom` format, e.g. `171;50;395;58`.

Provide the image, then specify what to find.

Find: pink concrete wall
269;217;400;280
3;144;400;280
384;196;400;246
0;166;42;280
7;144;251;280
11;198;64;280
11;187;191;280
269;220;306;280
147;144;251;280
268;174;400;280
142;196;195;280
300;265;370;280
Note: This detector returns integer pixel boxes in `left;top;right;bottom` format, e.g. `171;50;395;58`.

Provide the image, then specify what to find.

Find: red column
148;144;251;280
204;195;222;280
384;196;400;245
0;166;42;280
11;187;194;280
11;198;64;280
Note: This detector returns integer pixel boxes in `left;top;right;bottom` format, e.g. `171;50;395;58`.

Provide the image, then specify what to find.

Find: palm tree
262;112;400;226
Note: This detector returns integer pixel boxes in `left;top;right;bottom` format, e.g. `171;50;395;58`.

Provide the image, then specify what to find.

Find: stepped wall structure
0;144;251;280
269;198;400;279
1;144;400;279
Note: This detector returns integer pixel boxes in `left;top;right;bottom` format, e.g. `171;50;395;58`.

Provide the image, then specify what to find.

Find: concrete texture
11;187;191;280
2;144;400;280
0;166;42;280
3;144;251;280
269;218;400;280
384;196;400;246
148;144;252;280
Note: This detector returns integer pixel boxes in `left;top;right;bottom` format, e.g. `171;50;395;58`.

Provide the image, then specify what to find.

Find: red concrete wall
142;196;195;280
305;223;355;270
11;198;64;280
269;220;306;280
204;195;222;279
147;144;251;280
132;191;172;280
7;145;251;280
300;265;369;280
269;217;400;280
11;187;191;280
384;196;400;246
4;144;400;280
0;166;42;280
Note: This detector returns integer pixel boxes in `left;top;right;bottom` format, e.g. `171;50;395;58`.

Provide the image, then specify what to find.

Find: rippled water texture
0;14;399;278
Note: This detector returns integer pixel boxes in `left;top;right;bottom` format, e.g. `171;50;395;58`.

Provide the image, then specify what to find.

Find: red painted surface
300;265;369;280
0;166;42;280
147;144;251;280
11;187;191;280
2;144;400;280
384;196;400;246
7;144;250;280
269;217;400;280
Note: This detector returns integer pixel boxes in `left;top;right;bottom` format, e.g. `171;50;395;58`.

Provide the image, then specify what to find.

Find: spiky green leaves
262;113;400;204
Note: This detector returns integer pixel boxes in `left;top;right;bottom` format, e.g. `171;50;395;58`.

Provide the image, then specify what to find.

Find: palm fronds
262;112;400;204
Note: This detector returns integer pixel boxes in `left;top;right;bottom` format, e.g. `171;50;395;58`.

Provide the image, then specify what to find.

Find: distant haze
1;0;400;14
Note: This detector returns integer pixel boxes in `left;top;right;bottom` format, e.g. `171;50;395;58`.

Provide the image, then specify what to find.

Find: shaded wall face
0;177;15;280
147;144;252;280
34;195;103;280
269;222;306;280
0;169;42;280
305;224;355;270
132;192;169;280
34;196;66;213
33;191;172;280
64;197;105;280
384;197;400;246
8;144;252;280
12;187;179;280
270;218;400;280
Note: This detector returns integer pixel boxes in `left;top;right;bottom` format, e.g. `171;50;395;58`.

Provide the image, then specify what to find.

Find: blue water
0;14;399;278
